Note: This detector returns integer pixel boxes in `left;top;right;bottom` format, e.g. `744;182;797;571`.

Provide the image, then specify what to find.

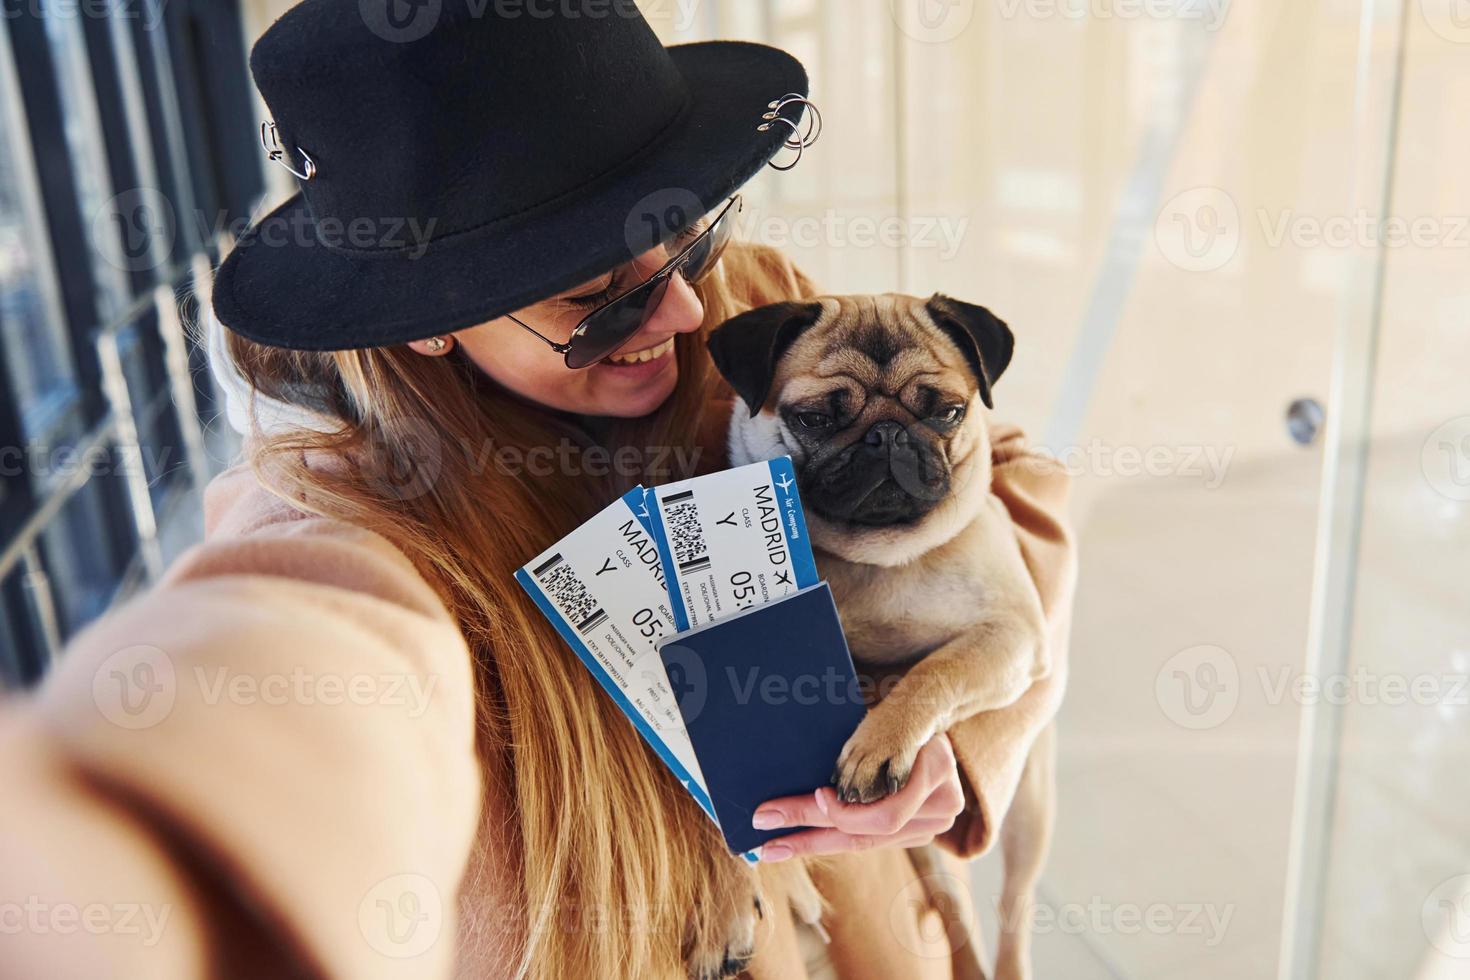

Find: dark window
0;1;259;686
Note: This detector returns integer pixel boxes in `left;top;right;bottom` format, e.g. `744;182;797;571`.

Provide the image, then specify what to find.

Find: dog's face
708;293;1014;566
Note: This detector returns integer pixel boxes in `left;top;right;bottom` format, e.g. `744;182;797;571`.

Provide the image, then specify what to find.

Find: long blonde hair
220;248;777;979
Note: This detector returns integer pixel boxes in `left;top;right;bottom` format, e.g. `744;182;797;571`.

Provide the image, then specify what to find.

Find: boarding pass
644;457;821;631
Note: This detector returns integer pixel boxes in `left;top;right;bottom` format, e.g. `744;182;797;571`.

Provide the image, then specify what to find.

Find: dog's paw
784;863;827;932
832;711;928;804
685;877;761;980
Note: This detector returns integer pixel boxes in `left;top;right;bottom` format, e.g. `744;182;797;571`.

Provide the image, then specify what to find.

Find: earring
426;336;450;354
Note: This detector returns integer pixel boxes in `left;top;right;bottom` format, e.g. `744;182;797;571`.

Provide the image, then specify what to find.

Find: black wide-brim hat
213;0;810;351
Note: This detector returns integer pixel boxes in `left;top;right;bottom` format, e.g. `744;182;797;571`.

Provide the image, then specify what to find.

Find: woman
0;3;1073;979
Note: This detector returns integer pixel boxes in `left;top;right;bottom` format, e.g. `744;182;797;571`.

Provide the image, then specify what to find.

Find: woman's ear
706;301;824;416
408;335;456;357
924;294;1014;409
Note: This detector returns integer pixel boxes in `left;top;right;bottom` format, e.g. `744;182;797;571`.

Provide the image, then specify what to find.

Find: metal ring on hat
762;94;822;149
759;94;822;171
759;116;806;171
260;121;318;182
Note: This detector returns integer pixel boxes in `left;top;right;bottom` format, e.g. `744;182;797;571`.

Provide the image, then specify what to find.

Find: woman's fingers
751;788;836;830
750;734;965;837
750;775;924;834
910;733;959;798
758;817;955;862
816;744;962;835
918;762;966;821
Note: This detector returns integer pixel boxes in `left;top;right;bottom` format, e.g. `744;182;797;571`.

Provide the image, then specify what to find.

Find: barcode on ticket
659;490;711;573
532;553;608;634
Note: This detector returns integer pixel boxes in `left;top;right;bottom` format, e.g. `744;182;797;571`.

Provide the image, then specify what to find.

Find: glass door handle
1287;397;1326;446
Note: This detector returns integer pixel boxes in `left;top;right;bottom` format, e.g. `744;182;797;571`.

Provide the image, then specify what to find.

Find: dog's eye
934;405;965;425
795;412;833;430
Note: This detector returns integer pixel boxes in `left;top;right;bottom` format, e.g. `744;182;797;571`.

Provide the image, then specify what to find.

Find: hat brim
213;41;808;351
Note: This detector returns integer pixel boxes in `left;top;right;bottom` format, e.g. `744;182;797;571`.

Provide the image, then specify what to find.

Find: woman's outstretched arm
0;465;490;979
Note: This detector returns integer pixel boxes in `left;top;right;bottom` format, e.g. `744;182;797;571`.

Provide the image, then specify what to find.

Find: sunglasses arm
506;313;574;354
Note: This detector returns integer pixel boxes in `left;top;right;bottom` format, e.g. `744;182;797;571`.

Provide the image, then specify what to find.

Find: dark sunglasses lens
681;204;738;285
564;275;671;369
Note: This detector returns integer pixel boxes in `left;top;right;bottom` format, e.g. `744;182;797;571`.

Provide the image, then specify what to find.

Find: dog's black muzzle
804;420;952;527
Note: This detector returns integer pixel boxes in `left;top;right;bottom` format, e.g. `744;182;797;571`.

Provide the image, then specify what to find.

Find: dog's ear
706;300;825;416
924;294;1014;409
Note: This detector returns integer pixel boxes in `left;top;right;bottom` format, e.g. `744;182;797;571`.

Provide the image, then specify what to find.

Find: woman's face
433;243;706;418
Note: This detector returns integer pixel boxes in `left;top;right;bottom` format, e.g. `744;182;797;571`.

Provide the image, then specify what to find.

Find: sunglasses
506;196;742;369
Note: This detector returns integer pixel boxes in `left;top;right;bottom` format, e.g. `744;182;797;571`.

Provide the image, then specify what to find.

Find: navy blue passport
656;583;868;855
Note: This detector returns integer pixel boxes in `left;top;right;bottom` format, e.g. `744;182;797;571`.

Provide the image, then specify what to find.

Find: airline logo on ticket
645;457;820;631
514;488;715;821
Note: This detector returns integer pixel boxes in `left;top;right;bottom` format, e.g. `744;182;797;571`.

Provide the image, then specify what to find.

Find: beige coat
0;246;1073;979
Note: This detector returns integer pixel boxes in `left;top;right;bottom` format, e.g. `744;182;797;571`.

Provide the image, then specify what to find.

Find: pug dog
700;293;1057;980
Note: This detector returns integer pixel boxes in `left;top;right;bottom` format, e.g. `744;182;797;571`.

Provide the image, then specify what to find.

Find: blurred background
1;0;1467;977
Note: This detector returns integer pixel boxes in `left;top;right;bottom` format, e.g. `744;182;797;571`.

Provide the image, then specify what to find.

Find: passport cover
657;582;868;855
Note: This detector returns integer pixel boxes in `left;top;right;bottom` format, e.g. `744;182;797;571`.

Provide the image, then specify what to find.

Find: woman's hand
750;734;965;861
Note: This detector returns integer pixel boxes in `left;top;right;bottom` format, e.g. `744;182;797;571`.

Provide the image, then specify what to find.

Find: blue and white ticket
515;488;759;861
515;489;713;811
645;457;821;631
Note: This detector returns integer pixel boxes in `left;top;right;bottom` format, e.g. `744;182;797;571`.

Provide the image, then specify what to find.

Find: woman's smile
592;334;679;390
605;335;675;365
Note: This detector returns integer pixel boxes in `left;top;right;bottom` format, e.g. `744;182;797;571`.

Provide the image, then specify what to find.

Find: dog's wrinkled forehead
705;291;1013;417
781;294;974;396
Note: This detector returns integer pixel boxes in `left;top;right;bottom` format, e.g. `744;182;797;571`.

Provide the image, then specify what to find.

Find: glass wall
1314;3;1470;977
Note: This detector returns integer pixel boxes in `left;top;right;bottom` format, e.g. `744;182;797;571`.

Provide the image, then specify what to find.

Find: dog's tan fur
707;293;1056;980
